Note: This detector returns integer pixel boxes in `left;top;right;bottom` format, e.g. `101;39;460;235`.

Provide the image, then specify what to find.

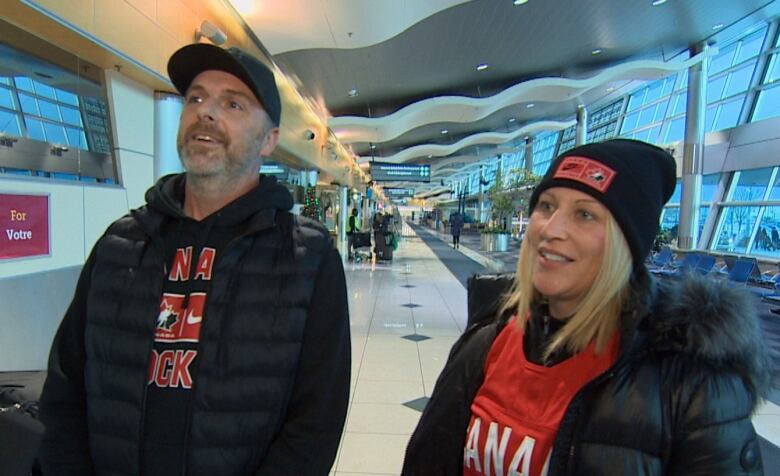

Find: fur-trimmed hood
635;273;774;402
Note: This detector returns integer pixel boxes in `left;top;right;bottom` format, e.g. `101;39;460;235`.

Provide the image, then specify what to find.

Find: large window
714;206;762;253
661;174;720;246
752;25;780;122
531;131;560;176
0;23;115;182
558;99;624;154
620;23;768;145
712;167;780;257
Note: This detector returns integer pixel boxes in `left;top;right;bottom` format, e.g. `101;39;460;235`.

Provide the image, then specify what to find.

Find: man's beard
177;123;265;179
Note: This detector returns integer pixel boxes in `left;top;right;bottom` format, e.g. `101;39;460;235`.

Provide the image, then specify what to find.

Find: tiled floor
331;223;466;475
330;222;780;475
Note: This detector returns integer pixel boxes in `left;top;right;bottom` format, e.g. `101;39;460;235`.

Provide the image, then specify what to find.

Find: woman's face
527;187;609;318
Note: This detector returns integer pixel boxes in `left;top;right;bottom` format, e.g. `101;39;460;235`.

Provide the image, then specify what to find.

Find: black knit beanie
528;139;677;268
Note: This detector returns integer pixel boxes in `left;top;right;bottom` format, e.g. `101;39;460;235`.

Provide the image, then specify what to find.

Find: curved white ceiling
360;120;575;164
331;50;712;145
231;0;471;54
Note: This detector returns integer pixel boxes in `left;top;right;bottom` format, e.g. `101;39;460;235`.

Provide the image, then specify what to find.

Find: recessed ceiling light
606;86;615;92
651;0;667;6
712;23;724;30
526;103;535;108
591;49;602;55
441;129;449;134
513;0;529;5
370;144;376;149
427;154;433;159
348;88;359;97
508;117;517;123
476;63;489;71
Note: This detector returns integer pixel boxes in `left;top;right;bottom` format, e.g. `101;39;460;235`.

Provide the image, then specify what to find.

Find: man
38;43;351;476
347;208;358;260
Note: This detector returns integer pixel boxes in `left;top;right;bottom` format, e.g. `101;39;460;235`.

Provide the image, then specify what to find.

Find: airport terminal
1;0;779;474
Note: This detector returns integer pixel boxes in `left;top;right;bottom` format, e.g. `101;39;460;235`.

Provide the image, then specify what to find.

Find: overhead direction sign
383;188;415;197
370;162;430;183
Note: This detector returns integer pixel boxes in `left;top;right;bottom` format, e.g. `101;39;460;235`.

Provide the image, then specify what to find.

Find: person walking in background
403;139;770;475
450;211;464;249
347;207;359;260
38;43;350;476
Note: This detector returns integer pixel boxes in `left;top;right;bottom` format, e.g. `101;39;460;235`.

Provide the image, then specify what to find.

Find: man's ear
260;127;280;157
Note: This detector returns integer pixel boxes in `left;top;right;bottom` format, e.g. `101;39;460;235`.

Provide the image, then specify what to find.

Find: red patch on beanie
553;156;617;193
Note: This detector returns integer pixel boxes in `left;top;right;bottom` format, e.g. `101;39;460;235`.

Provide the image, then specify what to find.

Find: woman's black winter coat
402;272;773;475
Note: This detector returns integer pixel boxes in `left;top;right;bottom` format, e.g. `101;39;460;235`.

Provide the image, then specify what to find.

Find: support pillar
523;137;534;174
575;105;588;146
678;43;709;250
339;185;349;259
153;92;183;179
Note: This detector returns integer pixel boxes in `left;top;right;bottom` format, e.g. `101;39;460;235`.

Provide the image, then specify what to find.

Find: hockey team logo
155;292;205;343
553;156;616;193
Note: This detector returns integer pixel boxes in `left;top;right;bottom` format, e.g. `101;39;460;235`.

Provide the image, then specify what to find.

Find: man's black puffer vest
83;205;330;475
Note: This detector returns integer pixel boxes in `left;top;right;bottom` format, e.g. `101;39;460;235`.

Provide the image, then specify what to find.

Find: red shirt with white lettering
463;319;620;476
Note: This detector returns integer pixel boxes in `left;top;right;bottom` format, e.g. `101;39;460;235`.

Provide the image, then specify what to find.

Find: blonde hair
499;214;633;357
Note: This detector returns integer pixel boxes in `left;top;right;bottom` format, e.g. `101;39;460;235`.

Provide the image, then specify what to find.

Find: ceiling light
441;129;449;134
508;117;517;123
348;88;359;97
476;63;489;71
526;103;535;108
427;154;433;159
712;23;724;30
591;49;602;55
606;86;615;92
513;0;529;5
651;0;667;6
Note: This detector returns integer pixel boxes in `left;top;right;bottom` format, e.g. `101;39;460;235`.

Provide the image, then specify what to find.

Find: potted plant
481;167;541;252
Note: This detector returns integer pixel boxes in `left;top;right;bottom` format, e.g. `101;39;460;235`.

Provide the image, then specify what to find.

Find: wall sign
0;193;50;259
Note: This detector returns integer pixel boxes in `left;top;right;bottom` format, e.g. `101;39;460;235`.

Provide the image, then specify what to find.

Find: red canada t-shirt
463;320;620;476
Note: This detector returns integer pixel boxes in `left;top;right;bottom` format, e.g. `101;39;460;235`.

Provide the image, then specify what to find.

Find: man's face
176;70;279;182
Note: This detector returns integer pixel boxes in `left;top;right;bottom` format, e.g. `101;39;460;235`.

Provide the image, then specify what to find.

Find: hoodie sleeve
38;249;97;476
255;247;351;476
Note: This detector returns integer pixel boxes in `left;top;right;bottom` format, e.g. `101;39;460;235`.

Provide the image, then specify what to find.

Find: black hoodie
142;174;295;475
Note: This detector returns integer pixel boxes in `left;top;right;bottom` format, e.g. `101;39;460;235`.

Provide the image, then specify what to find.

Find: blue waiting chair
652;253;701;277
693;255;716;275
726;258;755;285
647;247;674;270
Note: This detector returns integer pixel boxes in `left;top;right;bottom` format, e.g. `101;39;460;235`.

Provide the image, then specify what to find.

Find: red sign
0;193;50;259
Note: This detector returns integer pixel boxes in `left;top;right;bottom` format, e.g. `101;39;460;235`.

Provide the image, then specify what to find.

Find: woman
402;139;772;475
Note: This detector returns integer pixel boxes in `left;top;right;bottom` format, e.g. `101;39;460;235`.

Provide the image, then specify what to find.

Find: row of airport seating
647;248;780;301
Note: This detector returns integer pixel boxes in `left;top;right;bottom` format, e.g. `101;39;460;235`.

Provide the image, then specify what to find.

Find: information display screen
383;188;415;197
370;162;430;183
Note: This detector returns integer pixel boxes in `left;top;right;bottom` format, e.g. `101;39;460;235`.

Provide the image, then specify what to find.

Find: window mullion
746;19;780;122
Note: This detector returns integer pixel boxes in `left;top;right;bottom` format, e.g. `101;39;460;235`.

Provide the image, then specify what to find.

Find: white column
153;92;183;179
339;185;349;259
575;105;588;146
679;42;709;250
524;137;534;174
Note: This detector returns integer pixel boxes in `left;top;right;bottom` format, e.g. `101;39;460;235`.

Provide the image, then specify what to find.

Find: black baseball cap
167;43;282;126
